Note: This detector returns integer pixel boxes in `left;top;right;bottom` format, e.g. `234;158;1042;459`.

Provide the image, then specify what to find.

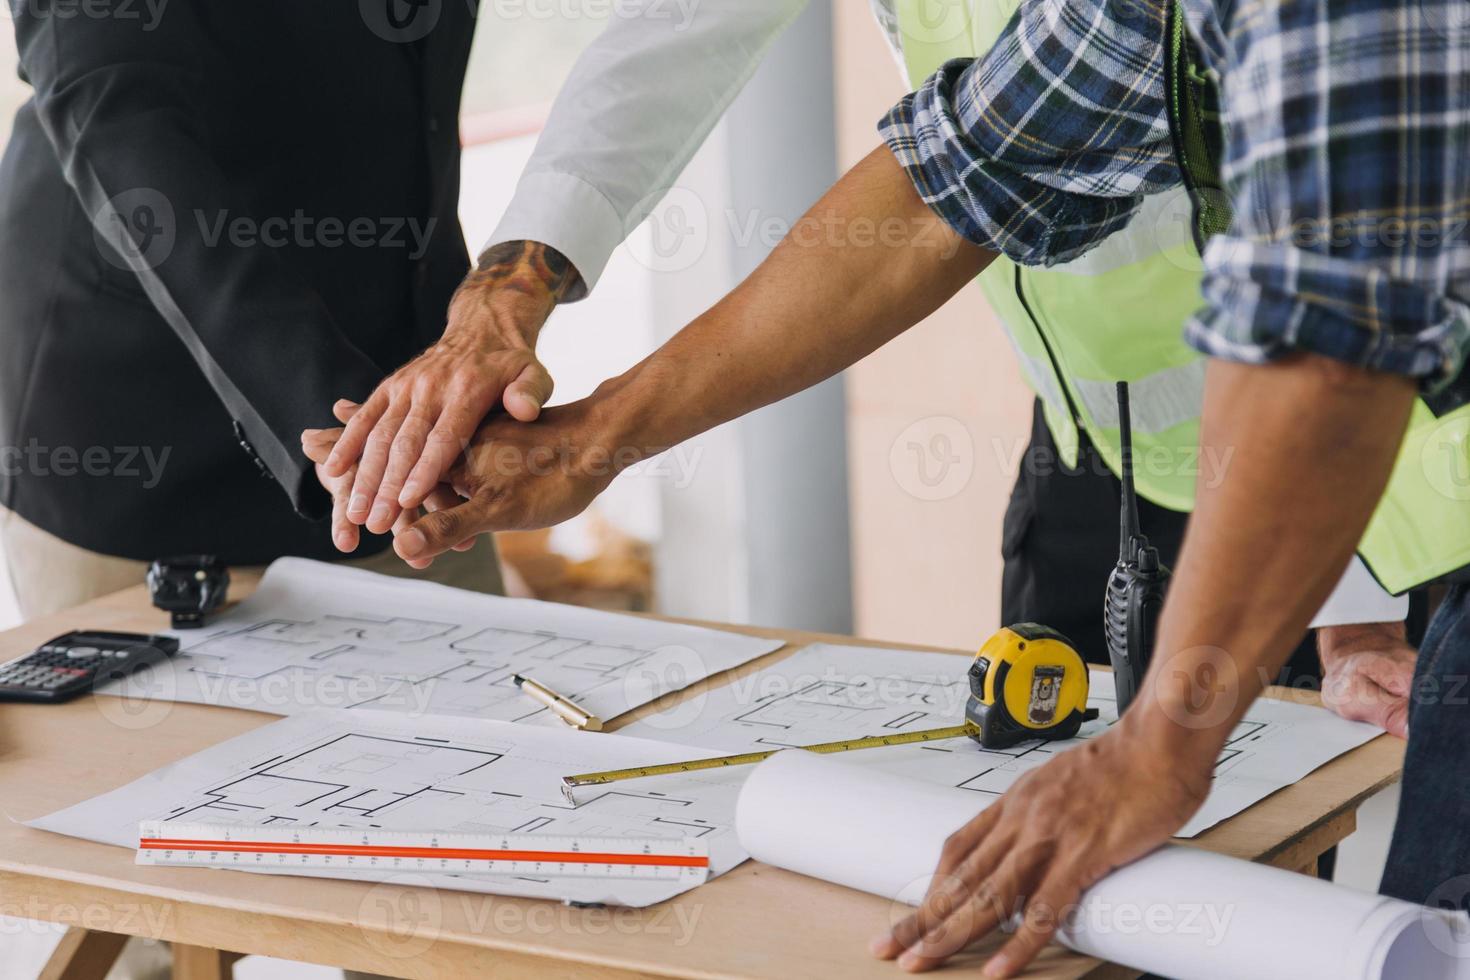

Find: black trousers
999;400;1324;683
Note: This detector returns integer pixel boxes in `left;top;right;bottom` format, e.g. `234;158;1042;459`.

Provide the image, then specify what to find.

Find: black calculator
0;630;180;703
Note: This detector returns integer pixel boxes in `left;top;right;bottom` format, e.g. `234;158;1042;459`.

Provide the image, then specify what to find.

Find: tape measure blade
563;722;980;791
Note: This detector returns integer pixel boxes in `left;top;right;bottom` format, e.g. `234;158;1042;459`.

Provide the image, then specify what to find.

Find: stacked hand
304;395;622;565
309;240;581;552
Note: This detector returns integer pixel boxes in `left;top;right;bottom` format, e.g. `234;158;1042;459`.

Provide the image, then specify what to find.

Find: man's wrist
447;240;584;348
1117;650;1256;776
1317;620;1409;663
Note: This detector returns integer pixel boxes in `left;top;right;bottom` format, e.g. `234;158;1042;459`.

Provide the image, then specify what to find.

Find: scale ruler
137;822;710;881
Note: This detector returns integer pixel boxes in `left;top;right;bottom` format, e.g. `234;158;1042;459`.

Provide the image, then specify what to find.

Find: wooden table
0;577;1405;980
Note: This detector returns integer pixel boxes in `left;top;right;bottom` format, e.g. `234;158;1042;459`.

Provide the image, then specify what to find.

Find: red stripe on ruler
138;838;709;868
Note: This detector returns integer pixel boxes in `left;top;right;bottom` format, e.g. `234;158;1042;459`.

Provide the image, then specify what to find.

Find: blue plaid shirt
880;0;1470;390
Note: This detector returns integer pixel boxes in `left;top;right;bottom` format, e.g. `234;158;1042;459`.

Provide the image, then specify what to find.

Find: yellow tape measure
560;723;977;801
560;624;1096;800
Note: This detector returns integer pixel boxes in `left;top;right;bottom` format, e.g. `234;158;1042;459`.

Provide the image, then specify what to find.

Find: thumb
1379;695;1410;739
503;359;554;422
396;497;490;562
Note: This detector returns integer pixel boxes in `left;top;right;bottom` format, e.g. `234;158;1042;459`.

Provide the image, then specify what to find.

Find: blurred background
0;5;1398;976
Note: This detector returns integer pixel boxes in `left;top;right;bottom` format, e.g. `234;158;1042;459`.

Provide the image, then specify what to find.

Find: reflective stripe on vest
890;0;1209;512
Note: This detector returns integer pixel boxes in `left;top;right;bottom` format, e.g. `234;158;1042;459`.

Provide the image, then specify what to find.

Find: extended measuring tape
561;723;978;799
136;822;710;882
563;624;1098;798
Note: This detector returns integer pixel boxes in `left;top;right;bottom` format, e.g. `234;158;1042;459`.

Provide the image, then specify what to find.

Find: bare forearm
1127;356;1416;763
596;146;992;454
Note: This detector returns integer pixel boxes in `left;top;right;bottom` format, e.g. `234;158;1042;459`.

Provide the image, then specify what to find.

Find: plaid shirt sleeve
1184;0;1470;390
877;0;1181;267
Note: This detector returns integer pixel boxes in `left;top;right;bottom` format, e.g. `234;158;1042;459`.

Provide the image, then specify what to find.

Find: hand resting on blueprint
1316;621;1416;738
313;241;582;542
870;720;1211;977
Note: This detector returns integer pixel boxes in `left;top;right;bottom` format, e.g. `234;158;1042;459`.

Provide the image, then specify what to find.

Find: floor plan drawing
96;558;783;725
29;708;751;907
620;644;1381;837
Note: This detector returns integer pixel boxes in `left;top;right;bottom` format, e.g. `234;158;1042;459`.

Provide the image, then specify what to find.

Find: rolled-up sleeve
1183;0;1470;391
878;0;1180;267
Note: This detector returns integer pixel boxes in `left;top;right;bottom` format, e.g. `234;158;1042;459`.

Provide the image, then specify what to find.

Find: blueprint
98;559;783;725
28;708;750;907
621;643;1381;837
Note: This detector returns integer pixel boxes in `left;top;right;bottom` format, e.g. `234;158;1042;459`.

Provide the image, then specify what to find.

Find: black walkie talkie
1103;382;1170;715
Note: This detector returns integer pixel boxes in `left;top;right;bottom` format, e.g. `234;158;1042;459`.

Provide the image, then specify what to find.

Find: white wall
649;0;853;634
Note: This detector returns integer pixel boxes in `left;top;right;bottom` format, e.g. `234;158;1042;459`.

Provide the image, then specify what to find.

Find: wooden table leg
172;944;239;980
38;928;129;980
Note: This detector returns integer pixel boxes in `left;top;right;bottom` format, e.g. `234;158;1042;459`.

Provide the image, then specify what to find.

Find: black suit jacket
0;0;477;563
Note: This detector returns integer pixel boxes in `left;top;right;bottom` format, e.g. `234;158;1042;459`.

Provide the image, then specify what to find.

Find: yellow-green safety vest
886;0;1470;595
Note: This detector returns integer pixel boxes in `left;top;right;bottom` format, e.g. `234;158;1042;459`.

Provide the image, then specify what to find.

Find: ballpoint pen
512;674;604;731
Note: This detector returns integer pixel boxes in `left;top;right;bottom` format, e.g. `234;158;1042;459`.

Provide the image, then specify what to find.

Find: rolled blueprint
735;751;1468;980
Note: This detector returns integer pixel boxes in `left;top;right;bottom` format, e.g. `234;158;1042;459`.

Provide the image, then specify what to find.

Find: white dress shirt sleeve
1309;556;1410;629
485;0;811;295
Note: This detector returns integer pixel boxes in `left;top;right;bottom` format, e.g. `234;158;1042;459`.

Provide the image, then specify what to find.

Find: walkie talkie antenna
1117;381;1141;558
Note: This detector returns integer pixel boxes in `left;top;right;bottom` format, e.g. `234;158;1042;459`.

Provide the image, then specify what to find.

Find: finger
390;506;436;571
347;409;409;524
897;859;1033;973
1379;692;1410;739
1371;657;1415;698
400;404;480;509
330;467;360;554
934;804;1006;886
875;809;1010;960
423;486;479;552
370;411;436;534
332;399;360;424
503;359;554;422
985;871;1082;979
396;495;494;563
301;427;344;465
323;392;388;477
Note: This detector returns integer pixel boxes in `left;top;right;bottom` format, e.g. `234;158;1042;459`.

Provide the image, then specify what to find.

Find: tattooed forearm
465;240;584;303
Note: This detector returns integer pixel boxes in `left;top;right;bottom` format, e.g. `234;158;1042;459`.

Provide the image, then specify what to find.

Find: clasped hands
302;242;620;567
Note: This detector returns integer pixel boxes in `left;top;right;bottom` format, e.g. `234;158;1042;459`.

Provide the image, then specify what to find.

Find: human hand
386;394;628;565
318;241;582;536
304;401;476;569
870;724;1211;976
1317;621;1416;738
